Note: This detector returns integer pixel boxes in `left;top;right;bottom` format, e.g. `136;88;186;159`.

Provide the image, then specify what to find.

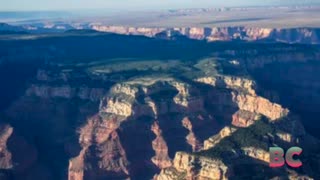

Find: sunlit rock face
151;121;172;169
204;126;237;150
154;152;229;180
91;26;320;44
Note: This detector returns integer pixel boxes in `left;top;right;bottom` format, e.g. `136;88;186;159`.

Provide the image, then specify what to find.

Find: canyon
0;30;319;180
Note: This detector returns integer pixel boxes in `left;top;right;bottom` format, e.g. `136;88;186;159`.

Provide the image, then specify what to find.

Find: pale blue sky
0;0;318;11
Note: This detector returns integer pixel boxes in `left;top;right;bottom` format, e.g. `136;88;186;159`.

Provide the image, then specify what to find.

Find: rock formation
68;115;129;180
151;121;172;169
91;26;320;44
154;152;229;180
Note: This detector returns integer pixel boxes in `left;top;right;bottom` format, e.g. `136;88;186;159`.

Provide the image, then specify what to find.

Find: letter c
285;147;303;168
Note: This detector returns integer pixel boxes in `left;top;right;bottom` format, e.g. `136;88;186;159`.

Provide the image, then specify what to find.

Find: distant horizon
1;4;319;23
1;0;320;12
0;4;319;13
0;4;320;14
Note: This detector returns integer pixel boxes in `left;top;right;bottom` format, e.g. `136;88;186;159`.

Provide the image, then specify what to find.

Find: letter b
269;147;285;168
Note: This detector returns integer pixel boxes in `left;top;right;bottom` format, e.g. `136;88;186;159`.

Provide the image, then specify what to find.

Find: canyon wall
91;26;320;44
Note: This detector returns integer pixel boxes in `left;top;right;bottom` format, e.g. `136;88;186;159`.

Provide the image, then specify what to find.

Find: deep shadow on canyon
251;61;320;139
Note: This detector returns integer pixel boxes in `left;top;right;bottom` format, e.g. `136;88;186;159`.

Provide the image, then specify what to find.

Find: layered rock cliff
91;26;320;44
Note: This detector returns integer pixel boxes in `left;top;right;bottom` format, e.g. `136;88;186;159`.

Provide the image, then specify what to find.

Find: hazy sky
0;0;318;11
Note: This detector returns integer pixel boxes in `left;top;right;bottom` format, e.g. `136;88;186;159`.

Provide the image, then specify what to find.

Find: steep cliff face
231;110;260;128
196;75;289;121
91;26;166;37
91;26;320;44
151;121;172;169
196;76;256;95
3;70;103;180
182;117;202;152
68;115;129;180
99;78;205;119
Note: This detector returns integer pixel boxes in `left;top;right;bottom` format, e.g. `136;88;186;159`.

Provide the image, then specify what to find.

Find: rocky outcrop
276;131;293;143
204;126;237;150
198;75;289;121
231;110;260;127
182;117;202;152
151;121;172;169
68;115;129;180
241;147;269;163
91;26;167;37
155;152;228;180
233;92;289;121
196;76;256;95
100;78;204;120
